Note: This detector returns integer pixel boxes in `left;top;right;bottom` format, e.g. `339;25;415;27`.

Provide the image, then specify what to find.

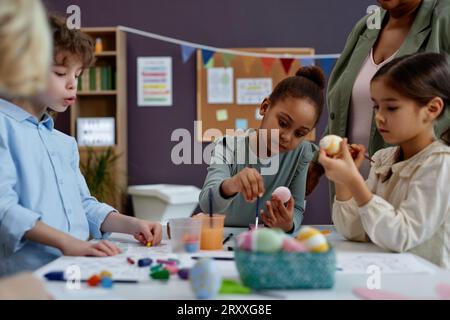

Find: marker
138;258;152;267
222;233;233;245
89;279;138;284
44;274;138;284
191;256;234;261
156;259;177;266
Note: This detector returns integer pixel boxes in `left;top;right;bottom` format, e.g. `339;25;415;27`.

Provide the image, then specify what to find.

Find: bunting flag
280;58;295;75
181;45;196;63
318;57;337;77
119;26;341;72
205;56;214;68
201;49;215;67
222;53;236;67
260;57;276;75
242;56;255;74
299;57;315;67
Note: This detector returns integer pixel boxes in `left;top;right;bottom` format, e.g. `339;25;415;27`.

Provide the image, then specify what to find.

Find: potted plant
80;147;121;203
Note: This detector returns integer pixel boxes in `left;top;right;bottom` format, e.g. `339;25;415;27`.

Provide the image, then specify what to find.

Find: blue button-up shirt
0;99;115;276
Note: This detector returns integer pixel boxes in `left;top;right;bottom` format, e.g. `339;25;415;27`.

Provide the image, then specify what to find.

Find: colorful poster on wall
236;78;272;105
137;57;172;107
207;67;233;104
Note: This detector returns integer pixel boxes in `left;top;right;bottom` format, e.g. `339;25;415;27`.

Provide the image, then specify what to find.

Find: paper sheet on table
35;241;173;281
336;252;436;274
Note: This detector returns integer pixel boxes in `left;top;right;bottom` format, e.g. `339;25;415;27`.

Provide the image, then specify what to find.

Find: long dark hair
372;52;450;145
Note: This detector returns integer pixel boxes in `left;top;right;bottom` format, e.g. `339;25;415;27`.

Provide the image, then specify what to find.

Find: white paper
77;117;115;147
137;57;172;107
237;78;272;105
35;240;173;282
207;67;233;104
336;252;436;274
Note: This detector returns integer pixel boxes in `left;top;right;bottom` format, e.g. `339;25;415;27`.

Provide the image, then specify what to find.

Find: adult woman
307;0;450;196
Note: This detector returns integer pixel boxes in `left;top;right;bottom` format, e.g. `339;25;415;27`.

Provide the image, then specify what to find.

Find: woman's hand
61;238;121;257
260;195;294;232
221;167;265;202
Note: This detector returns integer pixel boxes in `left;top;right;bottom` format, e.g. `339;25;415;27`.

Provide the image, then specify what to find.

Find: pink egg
282;237;309;252
237;231;253;251
272;186;292;203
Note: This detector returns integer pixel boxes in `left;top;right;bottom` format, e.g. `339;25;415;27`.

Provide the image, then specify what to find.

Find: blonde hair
0;0;52;98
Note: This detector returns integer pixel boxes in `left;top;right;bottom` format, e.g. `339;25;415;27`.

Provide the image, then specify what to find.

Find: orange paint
200;227;224;250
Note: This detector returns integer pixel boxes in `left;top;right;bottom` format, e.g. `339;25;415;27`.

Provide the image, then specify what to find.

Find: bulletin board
196;48;316;142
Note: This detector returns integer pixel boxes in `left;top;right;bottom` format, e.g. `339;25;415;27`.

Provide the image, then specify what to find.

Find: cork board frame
196;48;316;142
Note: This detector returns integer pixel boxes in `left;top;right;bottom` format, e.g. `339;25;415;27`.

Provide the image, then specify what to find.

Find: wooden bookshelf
78;91;118;96
95;51;117;57
71;27;127;212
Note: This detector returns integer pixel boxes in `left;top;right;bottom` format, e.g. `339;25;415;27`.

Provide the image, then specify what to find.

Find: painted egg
272;186;292;203
236;230;254;251
189;258;222;300
320;135;343;156
297;226;329;253
282;237;309;252
254;228;284;253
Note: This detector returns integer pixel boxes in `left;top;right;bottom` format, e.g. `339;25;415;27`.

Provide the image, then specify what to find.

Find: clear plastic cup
168;218;202;253
194;214;225;250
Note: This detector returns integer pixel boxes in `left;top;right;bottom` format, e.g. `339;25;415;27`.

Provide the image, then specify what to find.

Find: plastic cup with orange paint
194;214;225;250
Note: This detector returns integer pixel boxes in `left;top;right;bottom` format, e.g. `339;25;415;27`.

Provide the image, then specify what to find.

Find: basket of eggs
234;226;336;290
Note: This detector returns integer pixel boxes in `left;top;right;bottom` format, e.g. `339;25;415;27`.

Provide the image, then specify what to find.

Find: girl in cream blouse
319;53;450;269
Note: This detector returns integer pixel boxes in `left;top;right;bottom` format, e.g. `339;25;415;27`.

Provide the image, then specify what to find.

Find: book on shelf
78;66;115;92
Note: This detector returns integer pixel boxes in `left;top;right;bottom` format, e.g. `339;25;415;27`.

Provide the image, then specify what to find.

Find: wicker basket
234;247;336;289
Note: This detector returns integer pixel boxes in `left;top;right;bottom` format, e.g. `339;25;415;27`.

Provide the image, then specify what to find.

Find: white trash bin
128;184;201;223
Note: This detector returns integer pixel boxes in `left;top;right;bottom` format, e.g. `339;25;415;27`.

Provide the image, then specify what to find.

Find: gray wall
45;0;374;224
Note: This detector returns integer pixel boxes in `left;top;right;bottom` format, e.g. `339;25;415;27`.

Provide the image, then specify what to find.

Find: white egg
272;186;292;203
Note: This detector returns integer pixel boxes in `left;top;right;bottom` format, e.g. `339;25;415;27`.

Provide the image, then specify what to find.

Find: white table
35;226;450;300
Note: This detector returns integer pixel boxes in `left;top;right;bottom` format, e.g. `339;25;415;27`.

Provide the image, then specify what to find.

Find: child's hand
130;219;163;246
260;196;294;232
318;139;361;185
61;238;121;257
228;167;265;202
348;143;367;170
